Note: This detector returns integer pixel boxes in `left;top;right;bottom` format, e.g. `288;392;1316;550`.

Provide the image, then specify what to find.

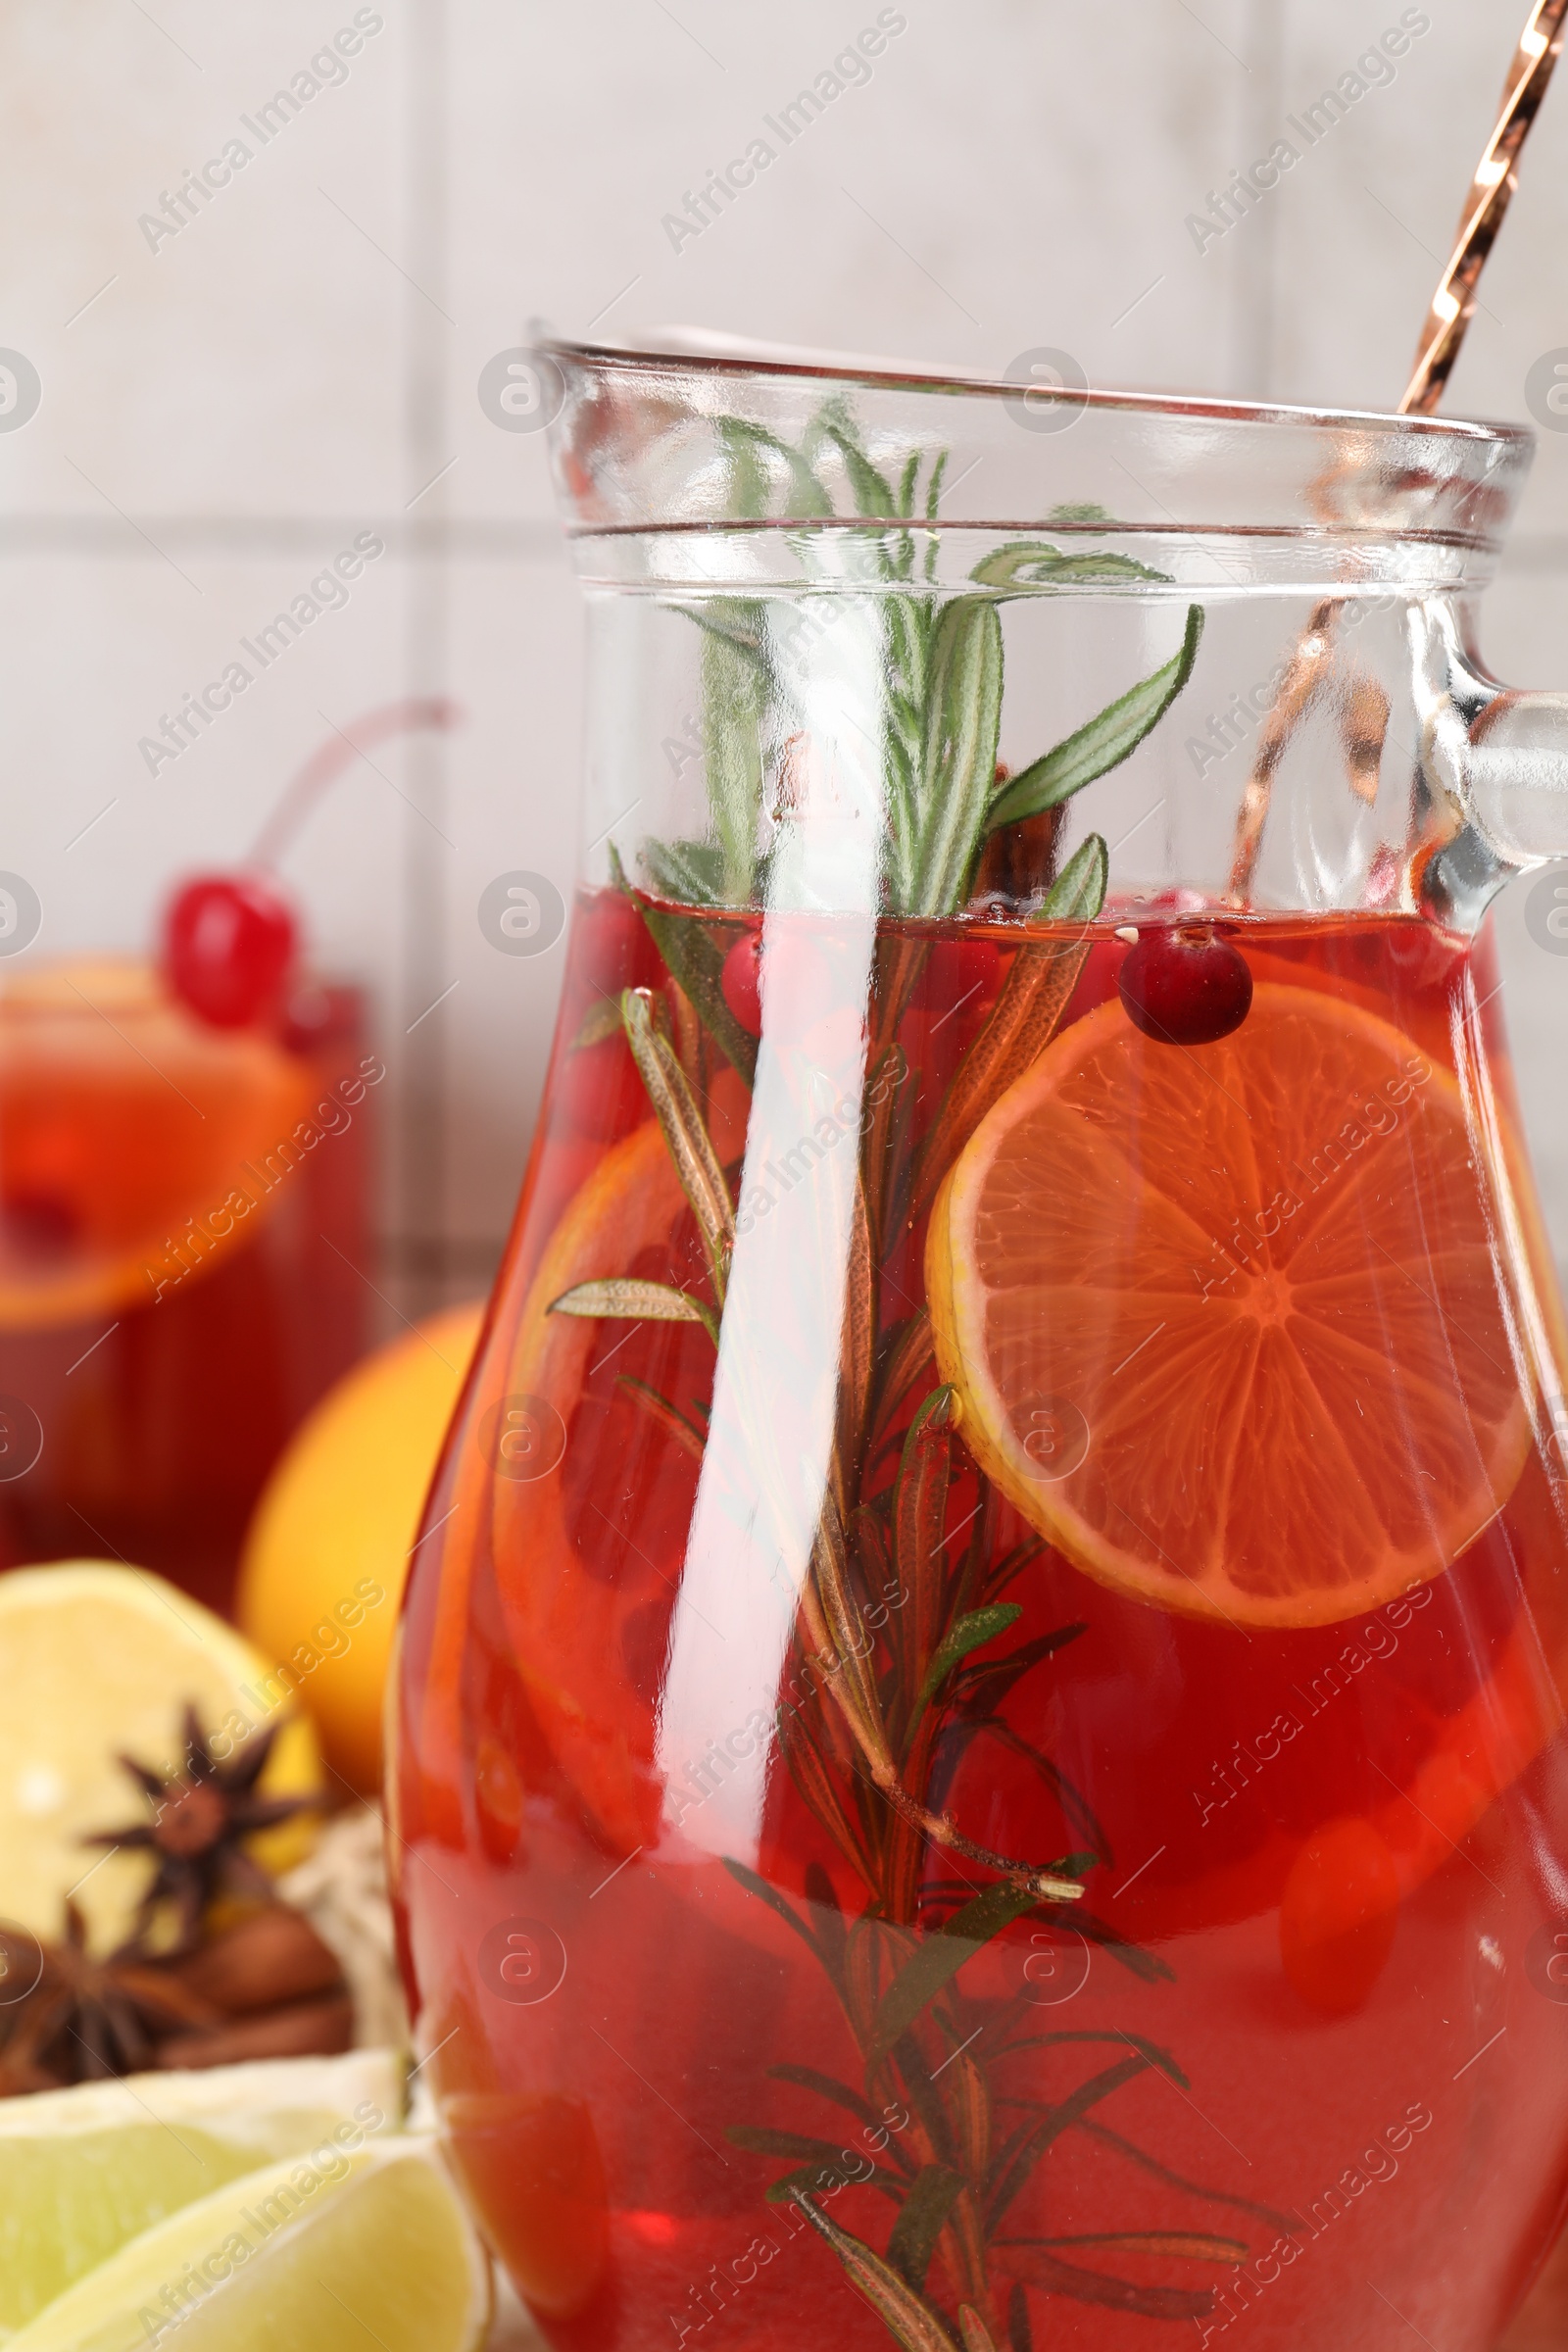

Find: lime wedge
0;2048;402;2333
8;2135;491;2352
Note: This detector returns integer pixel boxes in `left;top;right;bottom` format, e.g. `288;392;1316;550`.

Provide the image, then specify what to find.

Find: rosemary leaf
988;606;1203;831
872;1312;936;1446
639;837;728;908
548;1279;717;1345
887;604;926;718
893;1389;956;1699
609;845;757;1085
960;1718;1109;1864
999;2028;1186;2084
999;2230;1248;2264
671;598;767;662
951;1626;1085;1714
812;1491;887;1753
886;2165;966;2290
985;2054;1153;2232
919;1604;1023;1707
889;2027;958;2169
569;998;623;1052
643;903;758;1083
778;1701;877;1885
944;2040;992;2180
721;1856;825;1962
958;2308;1000;2352
984;1536;1049;1598
716;420;777;522
720;416;835;517
703;625;767;901
614;1374;707;1461
803;1862;849;1984
834;1174;876;1498
620;987;735;1299
909;599;1004;918
1073;2117;1300;2236
873;1877;1070;2059
995;2245;1217;2325
1039;832;1107;920
923;451;948;583
790;2196;960;2352
767;2062;889;2137
818;417;901;518
969;541;1168;590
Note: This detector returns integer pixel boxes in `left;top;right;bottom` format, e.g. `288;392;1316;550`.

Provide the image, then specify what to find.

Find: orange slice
0;960;313;1329
927;982;1532;1629
419;1073;748;1855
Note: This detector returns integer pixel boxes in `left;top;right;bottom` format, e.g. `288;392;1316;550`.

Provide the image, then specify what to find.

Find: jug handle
1412;600;1568;922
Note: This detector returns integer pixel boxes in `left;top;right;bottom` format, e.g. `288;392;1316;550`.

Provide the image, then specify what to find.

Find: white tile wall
5;0;1568;1309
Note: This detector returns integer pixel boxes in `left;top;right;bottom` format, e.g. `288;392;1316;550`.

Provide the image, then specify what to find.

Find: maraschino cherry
164;872;296;1029
161;699;460;1030
1118;924;1252;1047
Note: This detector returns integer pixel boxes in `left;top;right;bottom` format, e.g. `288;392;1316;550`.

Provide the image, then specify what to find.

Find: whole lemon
237;1299;485;1792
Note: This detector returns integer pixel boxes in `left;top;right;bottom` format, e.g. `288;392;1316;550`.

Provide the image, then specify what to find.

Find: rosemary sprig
639;404;1202;931
556;394;1235;2352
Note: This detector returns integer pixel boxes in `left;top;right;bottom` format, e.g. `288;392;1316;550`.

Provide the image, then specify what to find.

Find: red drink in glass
0;960;372;1611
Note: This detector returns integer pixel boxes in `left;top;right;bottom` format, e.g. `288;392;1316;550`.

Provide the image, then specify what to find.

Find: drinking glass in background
0;908;373;1615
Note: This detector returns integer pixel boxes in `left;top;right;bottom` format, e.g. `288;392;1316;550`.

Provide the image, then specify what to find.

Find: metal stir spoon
1227;0;1568;901
1401;0;1568;416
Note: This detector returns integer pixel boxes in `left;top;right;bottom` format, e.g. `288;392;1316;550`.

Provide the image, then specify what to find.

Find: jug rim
544;332;1531;453
543;332;1534;585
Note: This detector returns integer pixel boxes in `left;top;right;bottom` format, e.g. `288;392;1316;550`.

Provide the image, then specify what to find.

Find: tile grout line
398;0;455;1317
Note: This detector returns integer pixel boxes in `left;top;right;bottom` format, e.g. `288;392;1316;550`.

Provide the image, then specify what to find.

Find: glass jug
392;343;1568;2352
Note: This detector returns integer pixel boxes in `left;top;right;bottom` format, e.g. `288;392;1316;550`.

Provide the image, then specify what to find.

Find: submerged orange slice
927;982;1532;1629
421;1074;749;1855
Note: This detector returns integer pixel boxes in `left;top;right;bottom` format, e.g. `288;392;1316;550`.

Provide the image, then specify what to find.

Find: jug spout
1413;600;1568;924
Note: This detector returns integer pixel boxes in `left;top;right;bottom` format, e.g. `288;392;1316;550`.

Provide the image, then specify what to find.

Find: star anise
86;1703;315;1955
0;1905;218;2086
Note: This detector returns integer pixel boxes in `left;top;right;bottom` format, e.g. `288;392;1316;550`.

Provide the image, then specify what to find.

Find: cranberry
582;890;660;1000
720;929;763;1037
1118;925;1252;1047
164;871;297;1029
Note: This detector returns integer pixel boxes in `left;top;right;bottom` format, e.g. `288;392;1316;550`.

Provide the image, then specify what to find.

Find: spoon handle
1401;0;1568;415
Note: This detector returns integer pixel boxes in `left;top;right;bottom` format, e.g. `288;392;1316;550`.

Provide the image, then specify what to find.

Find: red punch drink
395;887;1568;2352
0;961;372;1610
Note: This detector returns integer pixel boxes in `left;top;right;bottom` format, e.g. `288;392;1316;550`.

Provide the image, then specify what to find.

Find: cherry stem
248;698;463;870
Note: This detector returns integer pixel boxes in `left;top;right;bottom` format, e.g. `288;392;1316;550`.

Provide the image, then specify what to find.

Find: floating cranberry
1118;925;1252;1047
580;889;660;1000
720;929;763;1038
165;871;297;1030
